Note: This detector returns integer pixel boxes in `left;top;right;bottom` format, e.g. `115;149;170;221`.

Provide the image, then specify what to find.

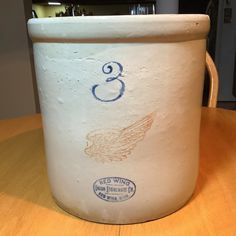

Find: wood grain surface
0;108;235;236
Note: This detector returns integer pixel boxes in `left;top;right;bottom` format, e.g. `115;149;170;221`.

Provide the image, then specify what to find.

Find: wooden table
0;108;236;236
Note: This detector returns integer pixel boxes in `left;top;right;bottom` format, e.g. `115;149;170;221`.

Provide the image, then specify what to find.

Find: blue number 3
92;61;125;102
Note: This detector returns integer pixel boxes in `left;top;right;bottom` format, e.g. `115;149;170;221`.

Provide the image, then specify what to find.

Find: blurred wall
32;4;129;17
0;0;36;119
32;4;66;17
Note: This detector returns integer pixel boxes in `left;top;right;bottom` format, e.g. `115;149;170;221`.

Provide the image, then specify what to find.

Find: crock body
28;15;209;224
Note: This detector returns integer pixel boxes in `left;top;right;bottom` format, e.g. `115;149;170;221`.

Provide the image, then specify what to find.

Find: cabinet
0;0;36;119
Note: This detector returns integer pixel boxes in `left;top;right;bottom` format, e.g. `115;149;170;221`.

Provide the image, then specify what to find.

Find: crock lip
28;14;210;43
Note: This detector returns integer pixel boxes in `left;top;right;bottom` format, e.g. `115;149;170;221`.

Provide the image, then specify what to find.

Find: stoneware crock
28;15;210;224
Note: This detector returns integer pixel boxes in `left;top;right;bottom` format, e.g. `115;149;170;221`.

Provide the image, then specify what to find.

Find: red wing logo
84;112;156;162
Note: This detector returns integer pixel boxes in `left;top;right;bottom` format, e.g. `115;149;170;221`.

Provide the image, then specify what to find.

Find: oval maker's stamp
93;177;136;202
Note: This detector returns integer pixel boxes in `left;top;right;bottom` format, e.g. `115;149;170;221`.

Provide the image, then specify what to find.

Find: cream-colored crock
28;15;209;224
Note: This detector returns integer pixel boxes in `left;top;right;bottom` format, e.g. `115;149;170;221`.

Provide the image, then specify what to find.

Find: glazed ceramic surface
28;15;210;224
